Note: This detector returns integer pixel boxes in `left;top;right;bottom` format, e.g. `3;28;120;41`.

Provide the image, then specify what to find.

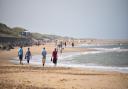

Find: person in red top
52;48;58;66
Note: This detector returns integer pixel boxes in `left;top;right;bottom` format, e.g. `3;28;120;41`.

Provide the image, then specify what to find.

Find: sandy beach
0;44;128;89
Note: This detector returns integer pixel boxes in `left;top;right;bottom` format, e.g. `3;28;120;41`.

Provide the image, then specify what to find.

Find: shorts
19;55;23;61
42;57;46;64
42;56;46;59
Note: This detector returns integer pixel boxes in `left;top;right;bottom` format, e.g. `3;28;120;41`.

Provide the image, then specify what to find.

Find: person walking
52;48;58;66
64;42;67;47
18;46;23;64
25;48;32;64
72;42;74;47
42;47;47;67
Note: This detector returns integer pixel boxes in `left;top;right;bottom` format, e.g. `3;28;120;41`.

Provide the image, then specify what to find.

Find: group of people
18;46;31;65
42;47;58;67
18;46;58;67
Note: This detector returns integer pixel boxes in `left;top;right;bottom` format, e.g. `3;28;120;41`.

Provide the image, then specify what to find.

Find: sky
0;0;128;39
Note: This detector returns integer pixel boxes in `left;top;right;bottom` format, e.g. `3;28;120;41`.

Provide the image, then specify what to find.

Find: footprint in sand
60;79;67;82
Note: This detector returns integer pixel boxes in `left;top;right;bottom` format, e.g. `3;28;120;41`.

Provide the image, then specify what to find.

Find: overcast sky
0;0;128;39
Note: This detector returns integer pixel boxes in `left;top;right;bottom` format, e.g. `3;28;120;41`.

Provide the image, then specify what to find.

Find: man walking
42;47;47;67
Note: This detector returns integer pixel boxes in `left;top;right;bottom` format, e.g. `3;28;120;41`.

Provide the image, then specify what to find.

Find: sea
11;44;128;73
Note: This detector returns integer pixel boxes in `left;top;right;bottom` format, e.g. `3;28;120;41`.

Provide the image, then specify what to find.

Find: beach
0;44;128;89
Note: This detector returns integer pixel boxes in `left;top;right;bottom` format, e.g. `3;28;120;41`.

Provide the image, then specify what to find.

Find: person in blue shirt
42;47;47;67
18;46;23;64
25;48;32;64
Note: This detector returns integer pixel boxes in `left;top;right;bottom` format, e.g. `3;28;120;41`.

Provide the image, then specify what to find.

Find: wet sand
0;44;128;89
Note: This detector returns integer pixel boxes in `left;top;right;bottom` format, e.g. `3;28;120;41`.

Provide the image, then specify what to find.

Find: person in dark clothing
72;42;74;47
52;48;58;66
25;48;32;64
64;42;67;47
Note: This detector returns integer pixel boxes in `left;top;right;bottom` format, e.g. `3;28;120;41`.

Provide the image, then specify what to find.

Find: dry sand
0;43;128;89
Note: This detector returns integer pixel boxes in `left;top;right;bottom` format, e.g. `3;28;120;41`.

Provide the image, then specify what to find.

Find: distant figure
52;48;58;66
64;42;67;47
18;46;23;64
60;41;63;48
25;48;32;64
60;47;63;54
42;47;47;67
72;42;74;47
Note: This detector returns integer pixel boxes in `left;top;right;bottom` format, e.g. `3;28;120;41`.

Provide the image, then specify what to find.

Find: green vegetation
31;33;45;40
0;22;73;40
0;23;26;37
0;23;12;35
31;33;64;40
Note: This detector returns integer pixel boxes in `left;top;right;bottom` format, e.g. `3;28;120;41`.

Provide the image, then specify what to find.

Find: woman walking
25;48;32;64
52;48;58;66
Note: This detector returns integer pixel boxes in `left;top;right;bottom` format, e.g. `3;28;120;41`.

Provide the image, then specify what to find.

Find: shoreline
10;44;128;74
0;44;128;89
11;51;128;74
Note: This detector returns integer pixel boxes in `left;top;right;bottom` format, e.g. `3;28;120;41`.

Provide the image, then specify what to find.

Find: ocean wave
93;47;128;52
11;47;128;73
57;63;128;73
58;53;80;60
11;52;128;73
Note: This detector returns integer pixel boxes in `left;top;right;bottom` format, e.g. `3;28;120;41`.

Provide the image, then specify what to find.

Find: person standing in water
42;47;47;67
18;46;23;64
52;48;58;66
25;48;32;64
